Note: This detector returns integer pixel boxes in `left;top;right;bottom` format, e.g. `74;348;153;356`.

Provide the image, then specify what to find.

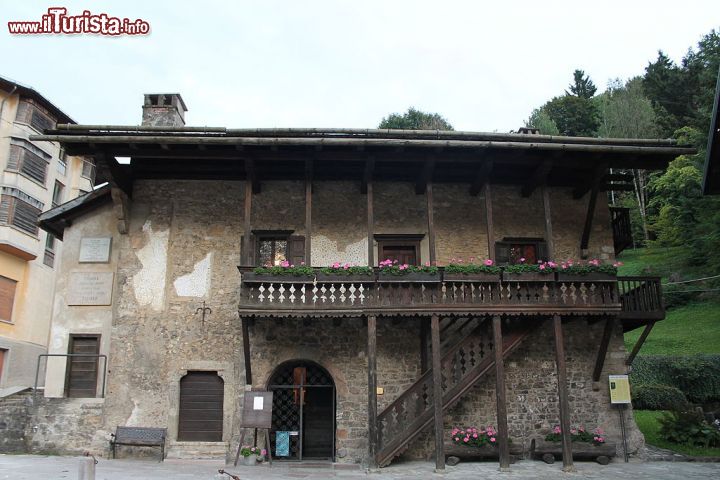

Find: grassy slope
618;247;720;355
620;248;720;455
634;410;720;456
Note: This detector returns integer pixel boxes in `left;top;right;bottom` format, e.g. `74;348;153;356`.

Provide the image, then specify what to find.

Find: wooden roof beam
573;163;608;199
521;159;553;197
361;157;374;194
245;157;261;194
469;156;493;196
415;157;436;194
94;152;132;198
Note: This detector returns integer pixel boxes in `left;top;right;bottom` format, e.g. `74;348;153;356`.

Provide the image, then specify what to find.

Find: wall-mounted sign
79;237;112;263
609;374;631;404
67;272;114;306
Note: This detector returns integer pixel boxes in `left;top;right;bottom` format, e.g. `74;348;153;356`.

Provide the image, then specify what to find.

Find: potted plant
445;425;521;464
501;259;555;282
316;263;375;283
555;260;619;282
243;261;315;283
532;425;616;464
377;259;440;282
444;258;501;282
238;445;263;466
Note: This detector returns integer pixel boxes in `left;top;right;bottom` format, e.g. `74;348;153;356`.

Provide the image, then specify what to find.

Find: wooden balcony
237;269;664;320
610;207;633;254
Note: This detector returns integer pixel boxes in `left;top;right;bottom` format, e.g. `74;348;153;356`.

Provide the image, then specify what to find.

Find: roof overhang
38;185;112;240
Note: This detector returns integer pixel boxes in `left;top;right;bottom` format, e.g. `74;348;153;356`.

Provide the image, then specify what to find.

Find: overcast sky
2;1;718;132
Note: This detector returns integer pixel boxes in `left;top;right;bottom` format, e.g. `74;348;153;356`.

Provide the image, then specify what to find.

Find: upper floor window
81;158;95;185
7;137;50;185
52;181;64;207
375;234;424;266
44;233;56;268
495;238;548;265
15;99;56;132
57;148;67;176
246;230;305;267
0;187;44;236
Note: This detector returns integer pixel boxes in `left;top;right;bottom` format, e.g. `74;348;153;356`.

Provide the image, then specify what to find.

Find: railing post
553;314;575;472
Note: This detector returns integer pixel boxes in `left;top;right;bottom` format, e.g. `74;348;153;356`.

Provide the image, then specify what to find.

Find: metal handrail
34;353;108;399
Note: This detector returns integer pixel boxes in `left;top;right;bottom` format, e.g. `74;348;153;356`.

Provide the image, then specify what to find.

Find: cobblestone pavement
1;455;719;480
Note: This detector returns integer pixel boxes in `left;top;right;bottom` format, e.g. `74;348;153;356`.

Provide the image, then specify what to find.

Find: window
7;138;51;185
52;181;64;207
81;159;95;184
15;100;56;132
57;148;67;176
65;335;100;398
495;238;548;265
0;189;43;236
246;231;305;267
375;234;424;266
0;348;7;384
0;275;17;323
44;233;56;268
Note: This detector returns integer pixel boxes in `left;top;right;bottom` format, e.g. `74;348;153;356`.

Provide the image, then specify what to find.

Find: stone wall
0;389;31;452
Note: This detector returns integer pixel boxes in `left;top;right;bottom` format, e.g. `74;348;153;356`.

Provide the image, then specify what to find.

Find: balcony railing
617;276;664;330
237;269;654;318
610;207;633;254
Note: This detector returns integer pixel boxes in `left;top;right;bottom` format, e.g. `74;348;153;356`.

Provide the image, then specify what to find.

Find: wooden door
65;335;99;398
178;371;224;441
302;387;334;459
379;245;418;265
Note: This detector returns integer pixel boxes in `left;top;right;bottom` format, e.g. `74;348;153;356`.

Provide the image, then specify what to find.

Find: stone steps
165;441;229;459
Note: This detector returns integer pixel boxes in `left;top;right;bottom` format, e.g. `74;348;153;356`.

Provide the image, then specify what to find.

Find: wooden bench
110;426;167;461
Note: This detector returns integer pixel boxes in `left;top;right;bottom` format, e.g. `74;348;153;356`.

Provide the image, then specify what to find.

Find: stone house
3;94;692;469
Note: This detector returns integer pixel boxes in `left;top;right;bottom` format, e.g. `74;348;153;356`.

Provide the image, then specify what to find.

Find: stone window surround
167;361;235;445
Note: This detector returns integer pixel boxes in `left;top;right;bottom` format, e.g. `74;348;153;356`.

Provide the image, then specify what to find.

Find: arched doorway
178;371;224;441
267;360;335;461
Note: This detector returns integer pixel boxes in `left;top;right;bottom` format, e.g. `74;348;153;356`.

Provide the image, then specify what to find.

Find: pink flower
280;260;290;268
484;259;494;266
425;262;431;267
570;428;577;435
473;433;478;438
454;437;459;442
519;257;526;263
539;264;546;270
463;437;469;443
261;449;267;455
490;437;496;443
300;261;305;266
469;257;475;262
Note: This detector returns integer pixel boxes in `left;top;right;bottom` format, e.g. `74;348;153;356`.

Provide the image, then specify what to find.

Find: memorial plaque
79;237;112;263
241;391;273;428
67;272;114;306
609;374;631;404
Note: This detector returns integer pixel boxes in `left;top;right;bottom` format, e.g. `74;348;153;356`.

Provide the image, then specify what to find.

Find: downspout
0;85;19;126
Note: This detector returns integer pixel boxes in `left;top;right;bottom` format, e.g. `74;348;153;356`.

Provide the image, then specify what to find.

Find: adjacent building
0;76;93;394
0;93;692;469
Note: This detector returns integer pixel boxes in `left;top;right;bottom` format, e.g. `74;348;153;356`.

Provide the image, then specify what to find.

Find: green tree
566;69;597;99
378;107;454;130
543;94;599;136
525;107;560;135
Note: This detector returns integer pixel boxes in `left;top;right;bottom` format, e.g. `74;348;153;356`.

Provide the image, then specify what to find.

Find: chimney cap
143;93;187;112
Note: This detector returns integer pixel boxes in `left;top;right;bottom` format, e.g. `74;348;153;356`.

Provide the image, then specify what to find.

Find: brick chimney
142;93;187;127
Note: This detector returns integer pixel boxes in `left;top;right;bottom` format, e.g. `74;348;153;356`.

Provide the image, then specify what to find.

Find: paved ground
2;455;720;480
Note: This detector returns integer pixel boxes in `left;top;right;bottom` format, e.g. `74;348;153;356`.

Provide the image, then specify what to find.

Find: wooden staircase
376;318;534;467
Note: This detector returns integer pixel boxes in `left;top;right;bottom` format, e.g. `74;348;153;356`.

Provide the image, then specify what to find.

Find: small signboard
609;374;631;404
79;237;112;263
241;391;273;429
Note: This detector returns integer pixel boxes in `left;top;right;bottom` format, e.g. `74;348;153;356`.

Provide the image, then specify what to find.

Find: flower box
315;272;375;283
502;272;554;283
555;272;617;283
378;272;441;283
530;438;616;465
239;455;258;466
443;272;501;283
444;442;522;465
242;272;314;283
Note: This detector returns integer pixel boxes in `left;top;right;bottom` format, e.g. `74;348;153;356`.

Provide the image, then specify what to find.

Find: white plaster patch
131;220;169;311
173;252;212;297
311;235;367;266
126;398;141;426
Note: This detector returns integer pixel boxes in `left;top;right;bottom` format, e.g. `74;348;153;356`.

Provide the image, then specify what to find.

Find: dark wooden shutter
178;372;224;441
66;335;99;398
0;276;17;322
495;242;510;265
287;235;305;266
537;242;549;262
240;234;256;266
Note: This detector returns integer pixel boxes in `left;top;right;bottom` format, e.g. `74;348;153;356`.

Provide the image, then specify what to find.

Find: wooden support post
553;314;575;472
431;314;445;472
593;317;615;382
305;159;313;265
492;316;511;471
626;321;655;366
367;315;378;470
484;183;495;260
542;186;555;260
367;180;375;267
420;318;429;373
580;185;599;258
241;316;252;385
243;179;253;266
427;181;436;265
